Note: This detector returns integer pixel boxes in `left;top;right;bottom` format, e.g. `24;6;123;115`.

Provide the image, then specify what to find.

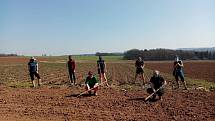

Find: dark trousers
69;71;76;84
29;72;41;81
175;70;185;82
147;88;164;99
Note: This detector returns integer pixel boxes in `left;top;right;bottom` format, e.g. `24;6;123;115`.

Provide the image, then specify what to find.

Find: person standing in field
85;71;99;95
135;57;145;86
97;56;109;87
28;57;41;88
173;56;187;90
67;55;76;86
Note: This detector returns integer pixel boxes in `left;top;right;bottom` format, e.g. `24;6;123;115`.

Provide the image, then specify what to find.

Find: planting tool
77;81;105;97
144;83;166;101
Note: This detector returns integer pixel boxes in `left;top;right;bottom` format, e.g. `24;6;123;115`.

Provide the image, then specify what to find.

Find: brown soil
0;57;215;121
0;57;51;64
146;61;215;82
0;86;215;121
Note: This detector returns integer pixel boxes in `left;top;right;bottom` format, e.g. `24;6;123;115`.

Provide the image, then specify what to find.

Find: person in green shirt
85;71;99;95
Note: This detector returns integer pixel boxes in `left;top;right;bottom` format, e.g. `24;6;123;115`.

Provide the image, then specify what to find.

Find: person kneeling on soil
147;70;167;101
85;71;99;96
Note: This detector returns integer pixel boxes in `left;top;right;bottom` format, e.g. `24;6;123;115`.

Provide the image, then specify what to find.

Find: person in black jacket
147;70;167;100
97;56;109;87
135;57;145;86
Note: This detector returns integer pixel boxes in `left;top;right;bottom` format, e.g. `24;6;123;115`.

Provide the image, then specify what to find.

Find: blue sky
0;0;215;55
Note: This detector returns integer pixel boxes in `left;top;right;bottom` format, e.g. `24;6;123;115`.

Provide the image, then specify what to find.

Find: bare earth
0;86;215;121
146;61;215;82
0;57;215;121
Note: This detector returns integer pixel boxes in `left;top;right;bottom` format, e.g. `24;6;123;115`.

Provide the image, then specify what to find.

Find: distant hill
178;47;215;52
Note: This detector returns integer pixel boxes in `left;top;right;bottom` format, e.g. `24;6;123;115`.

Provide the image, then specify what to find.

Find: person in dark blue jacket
28;57;41;87
97;56;109;87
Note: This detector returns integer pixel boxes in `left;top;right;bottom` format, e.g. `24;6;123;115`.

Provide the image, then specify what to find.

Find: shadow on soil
128;97;145;101
65;93;96;98
128;97;159;102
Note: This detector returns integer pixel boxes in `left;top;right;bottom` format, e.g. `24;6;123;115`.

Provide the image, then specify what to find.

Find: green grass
155;70;215;91
3;58;215;91
74;55;123;61
188;78;215;91
6;81;33;88
23;55;123;62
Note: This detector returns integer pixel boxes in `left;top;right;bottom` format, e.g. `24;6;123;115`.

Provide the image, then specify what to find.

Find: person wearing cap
135;56;145;85
97;56;109;87
173;56;187;90
85;71;99;95
67;55;76;85
28;57;41;87
147;70;166;100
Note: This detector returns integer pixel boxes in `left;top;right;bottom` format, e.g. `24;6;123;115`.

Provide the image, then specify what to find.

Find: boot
158;96;162;100
88;91;91;95
183;81;188;90
73;79;76;86
176;81;179;89
38;79;42;87
70;79;74;86
93;90;98;96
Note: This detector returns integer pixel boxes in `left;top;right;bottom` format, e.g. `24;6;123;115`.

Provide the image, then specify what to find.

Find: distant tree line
96;52;123;56
123;49;215;60
0;54;18;57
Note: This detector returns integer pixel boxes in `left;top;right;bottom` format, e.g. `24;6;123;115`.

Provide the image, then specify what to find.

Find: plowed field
146;61;215;82
0;57;215;121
